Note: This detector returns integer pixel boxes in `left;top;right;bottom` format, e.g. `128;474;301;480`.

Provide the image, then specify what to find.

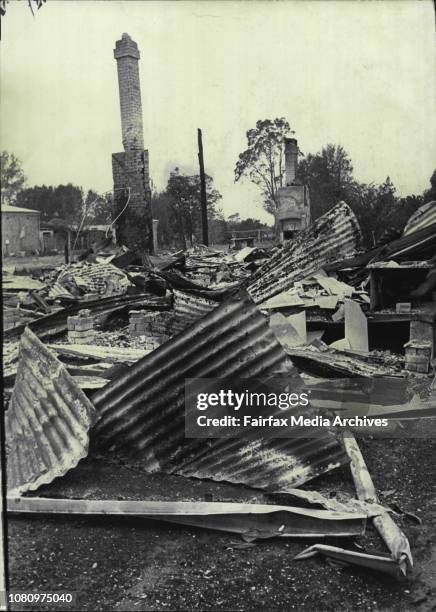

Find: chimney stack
284;138;298;185
112;33;153;254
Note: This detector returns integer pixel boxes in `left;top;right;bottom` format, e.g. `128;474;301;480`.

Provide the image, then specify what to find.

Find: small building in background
1;204;41;256
40;220;112;255
275;138;311;242
40;218;69;254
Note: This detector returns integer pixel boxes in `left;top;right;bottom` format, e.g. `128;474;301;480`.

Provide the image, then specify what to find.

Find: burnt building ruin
112;33;153;254
275;138;311;241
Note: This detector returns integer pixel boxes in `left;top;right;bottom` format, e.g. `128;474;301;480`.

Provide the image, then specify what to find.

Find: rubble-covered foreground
7;439;436;611
3;202;436;605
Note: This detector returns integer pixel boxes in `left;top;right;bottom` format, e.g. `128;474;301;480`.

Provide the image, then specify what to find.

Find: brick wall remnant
68;309;95;344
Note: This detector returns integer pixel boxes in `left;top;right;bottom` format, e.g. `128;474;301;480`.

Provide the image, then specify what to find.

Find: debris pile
3;200;436;584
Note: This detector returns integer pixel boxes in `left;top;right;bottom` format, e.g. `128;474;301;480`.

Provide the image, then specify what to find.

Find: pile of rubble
3;201;436;582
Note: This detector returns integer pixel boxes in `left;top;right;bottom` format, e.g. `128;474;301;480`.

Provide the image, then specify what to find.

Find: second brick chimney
284;138;298;185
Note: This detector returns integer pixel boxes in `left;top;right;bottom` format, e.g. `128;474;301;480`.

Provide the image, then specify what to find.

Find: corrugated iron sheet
403;202;436;236
372;222;436;263
247;202;362;305
92;290;349;489
57;261;131;295
172;289;219;333
5;328;98;495
170;435;347;491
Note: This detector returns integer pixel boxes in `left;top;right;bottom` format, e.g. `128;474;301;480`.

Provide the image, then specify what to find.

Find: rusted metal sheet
5;328;98;496
92;290;349;489
172;289;219;333
247;202;361;304
7;497;366;540
403;202;436;236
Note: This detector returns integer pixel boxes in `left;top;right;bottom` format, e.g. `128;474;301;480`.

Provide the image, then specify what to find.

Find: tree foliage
0;151;27;205
297;144;354;219
423;169;436;203
153;169;222;248
15;184;84;225
234;118;295;214
83;190;112;225
0;0;46;17
296;143;432;248
227;214;268;232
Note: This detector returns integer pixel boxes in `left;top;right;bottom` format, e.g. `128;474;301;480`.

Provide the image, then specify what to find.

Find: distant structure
275;138;311;241
112;33;153;254
1;204;40;256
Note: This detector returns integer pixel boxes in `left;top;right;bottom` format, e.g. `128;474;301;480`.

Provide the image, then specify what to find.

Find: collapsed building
3;198;435;584
3;32;436;593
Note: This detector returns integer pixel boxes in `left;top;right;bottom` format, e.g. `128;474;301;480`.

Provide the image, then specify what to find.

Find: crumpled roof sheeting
170;436;347;491
5;328;98;495
172;289;219;333
248;202;362;305
403;202;436;236
92;290;349;489
92;290;291;458
371;222;436;263
57;261;131;295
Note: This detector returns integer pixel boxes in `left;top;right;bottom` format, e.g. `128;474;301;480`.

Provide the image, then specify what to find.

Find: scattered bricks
129;311;160;338
133;335;169;350
68;330;96;344
410;317;435;359
68;310;95;344
404;340;432;373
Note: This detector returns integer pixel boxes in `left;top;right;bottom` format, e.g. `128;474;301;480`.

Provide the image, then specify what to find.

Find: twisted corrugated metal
403;202;436;236
248;202;362;305
172;289;219;333
170;435;347;491
92;290;349;489
5;328;98;495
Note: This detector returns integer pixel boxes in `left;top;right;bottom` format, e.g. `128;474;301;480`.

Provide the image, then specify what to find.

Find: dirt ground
5;435;436;612
3;255;69;273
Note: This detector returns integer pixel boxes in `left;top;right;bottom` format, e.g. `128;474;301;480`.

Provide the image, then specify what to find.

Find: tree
208;212;229;245
15;184;84;225
155;169;222;248
347;177;398;247
0;151;26;205
423;169;436;203
234;118;295;214
228;216;268;232
168;169;222;247
0;0;46;17
83;190;112;225
151;191;176;248
297;144;354;219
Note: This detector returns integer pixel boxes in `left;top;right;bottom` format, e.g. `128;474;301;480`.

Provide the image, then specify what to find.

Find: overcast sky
1;0;435;223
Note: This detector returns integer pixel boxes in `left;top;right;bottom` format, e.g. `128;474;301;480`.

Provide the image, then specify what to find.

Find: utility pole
197;128;208;246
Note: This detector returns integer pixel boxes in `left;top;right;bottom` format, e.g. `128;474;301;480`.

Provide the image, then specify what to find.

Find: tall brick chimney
284;138;298;186
112;33;153;255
